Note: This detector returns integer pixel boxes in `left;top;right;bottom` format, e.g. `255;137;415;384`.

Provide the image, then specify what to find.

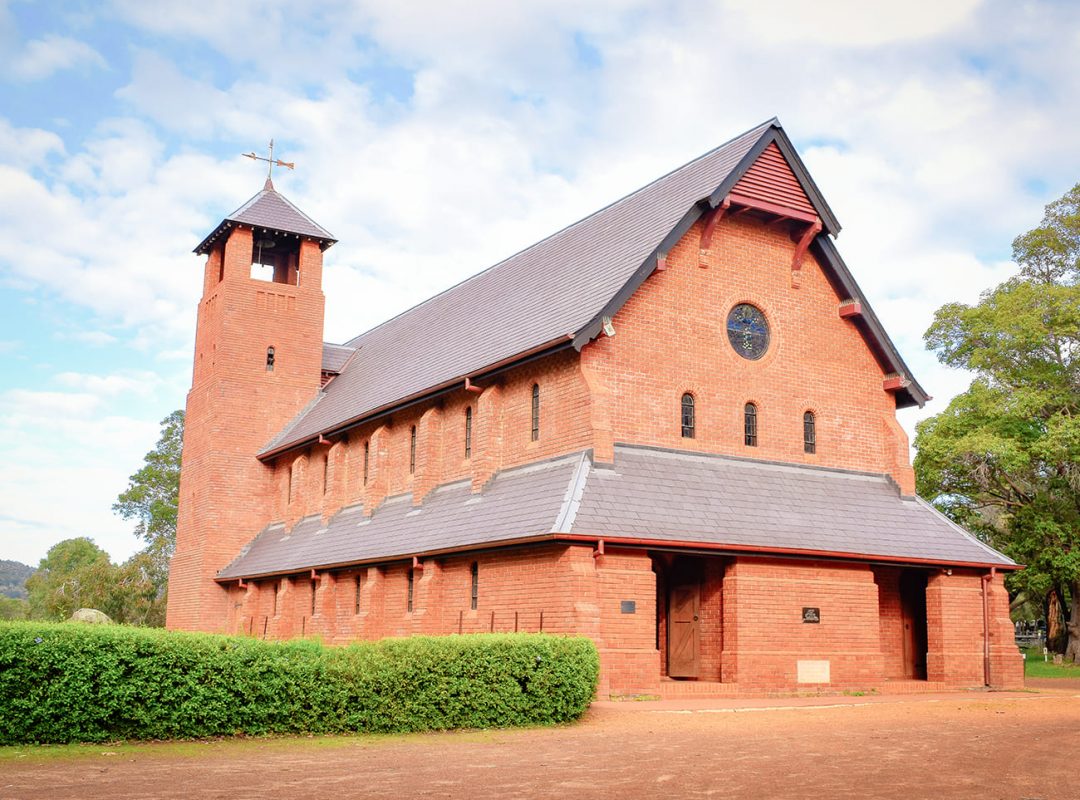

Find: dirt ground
3;684;1080;800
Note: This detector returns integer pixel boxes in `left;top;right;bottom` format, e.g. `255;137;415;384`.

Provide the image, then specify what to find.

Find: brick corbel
471;383;504;492
363;424;392;515
579;347;614;464
413;405;443;505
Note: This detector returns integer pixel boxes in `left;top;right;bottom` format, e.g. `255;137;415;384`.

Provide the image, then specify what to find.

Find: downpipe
981;567;996;687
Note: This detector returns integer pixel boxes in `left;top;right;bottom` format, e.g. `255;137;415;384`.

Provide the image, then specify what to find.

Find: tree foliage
25;538;115;621
915;182;1080;660
113;409;183;554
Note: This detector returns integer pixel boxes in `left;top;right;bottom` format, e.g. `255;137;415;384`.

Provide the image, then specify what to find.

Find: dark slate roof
218;445;1014;580
258;119;926;458
573;446;1012;567
321;343;356;374
195;178;337;255
218;453;588;579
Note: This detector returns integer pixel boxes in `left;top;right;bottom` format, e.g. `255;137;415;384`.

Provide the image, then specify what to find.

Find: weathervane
242;139;295;182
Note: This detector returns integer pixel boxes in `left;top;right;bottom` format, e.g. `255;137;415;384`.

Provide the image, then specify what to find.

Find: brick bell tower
167;161;336;632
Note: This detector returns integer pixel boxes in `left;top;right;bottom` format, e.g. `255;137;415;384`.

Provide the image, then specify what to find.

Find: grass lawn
1022;646;1080;678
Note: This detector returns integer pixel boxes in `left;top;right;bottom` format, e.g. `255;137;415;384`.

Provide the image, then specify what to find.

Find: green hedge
0;622;599;744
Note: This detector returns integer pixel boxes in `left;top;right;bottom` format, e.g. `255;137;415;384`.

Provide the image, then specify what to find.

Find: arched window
363;441;370;486
531;384;540;441
322;452;329;495
354;574;363;615
266;346;275;372
470;561;479;610
803;411;816;454
465;407;473;459
407;568;415;613
681;393;695;439
310;578;318;616
409;425;417;474
272;580;280;616
744;403;758;447
287;464;294;505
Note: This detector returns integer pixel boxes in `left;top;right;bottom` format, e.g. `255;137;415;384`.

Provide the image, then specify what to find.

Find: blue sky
2;0;1079;566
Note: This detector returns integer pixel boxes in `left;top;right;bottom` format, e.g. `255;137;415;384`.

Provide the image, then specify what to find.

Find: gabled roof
321;343;356;375
217;444;1015;581
260;119;923;459
195;178;337;255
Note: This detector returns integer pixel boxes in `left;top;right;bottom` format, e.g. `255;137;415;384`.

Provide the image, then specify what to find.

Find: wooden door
900;571;928;680
668;582;701;678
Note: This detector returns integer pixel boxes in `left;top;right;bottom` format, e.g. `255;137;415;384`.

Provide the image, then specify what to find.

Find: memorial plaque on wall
802;607;821;623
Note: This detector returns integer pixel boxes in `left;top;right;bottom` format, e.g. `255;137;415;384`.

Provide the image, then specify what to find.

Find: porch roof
217;445;1015;581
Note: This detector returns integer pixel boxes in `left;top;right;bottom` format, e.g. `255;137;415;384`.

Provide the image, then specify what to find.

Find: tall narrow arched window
354;574;363;615
464;407;473;459
310;578;318;616
407;568;414;613
322;453;329;495
266;346;275;372
681;393;695;439
470;561;479;610
531;383;540;441
409;425;417;474
744;403;758;447
803;411;816;454
363;441;370;485
287;464;294;505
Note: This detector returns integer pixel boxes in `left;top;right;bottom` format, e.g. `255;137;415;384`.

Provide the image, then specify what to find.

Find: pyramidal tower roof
195;178;337;254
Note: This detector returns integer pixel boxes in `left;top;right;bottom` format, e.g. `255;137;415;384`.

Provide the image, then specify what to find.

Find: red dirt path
3;686;1080;800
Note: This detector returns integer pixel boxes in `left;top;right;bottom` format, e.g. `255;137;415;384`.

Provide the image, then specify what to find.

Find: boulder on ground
69;608;112;624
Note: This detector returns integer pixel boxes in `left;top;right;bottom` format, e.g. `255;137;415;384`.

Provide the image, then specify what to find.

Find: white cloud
3;0;1080;563
7;34;106;82
722;0;983;46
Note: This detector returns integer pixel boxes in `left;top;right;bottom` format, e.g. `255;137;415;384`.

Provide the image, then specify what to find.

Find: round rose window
726;304;770;360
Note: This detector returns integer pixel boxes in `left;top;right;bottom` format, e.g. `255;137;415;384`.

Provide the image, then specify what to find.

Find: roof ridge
344;118;778;346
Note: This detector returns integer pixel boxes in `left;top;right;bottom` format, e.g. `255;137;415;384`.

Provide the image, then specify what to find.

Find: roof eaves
811;236;930;408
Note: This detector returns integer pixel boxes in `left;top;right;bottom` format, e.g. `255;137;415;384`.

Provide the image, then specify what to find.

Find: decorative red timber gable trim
838;299;863;318
789;218;823;287
698;197;731;266
882;373;911;393
730;141;818;218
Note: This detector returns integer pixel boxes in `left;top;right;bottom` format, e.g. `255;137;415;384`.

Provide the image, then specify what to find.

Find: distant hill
0;560;35;599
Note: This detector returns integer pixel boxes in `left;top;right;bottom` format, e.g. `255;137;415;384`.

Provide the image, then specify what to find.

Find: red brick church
167;119;1023;696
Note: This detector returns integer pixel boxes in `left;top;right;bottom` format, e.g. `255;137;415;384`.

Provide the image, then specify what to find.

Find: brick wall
581;213;916;495
168;228;326;632
721;557;885;688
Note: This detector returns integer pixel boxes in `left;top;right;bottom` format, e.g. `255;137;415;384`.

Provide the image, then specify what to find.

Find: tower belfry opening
250;230;301;285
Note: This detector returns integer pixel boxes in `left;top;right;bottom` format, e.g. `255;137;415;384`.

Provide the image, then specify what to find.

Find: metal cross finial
242;139;295;181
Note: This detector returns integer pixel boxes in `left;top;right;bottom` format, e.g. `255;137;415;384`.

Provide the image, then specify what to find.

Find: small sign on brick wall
620;600;636;614
797;660;831;684
802;607;820;623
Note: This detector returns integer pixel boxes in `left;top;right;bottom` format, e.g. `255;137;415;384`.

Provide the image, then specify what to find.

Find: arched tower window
681;393;695;439
322;452;330;495
531;384;540;441
744;403;758;447
409;426;417;474
363;441;370;486
803;411;816;454
266;346;275;372
465;407;473;459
